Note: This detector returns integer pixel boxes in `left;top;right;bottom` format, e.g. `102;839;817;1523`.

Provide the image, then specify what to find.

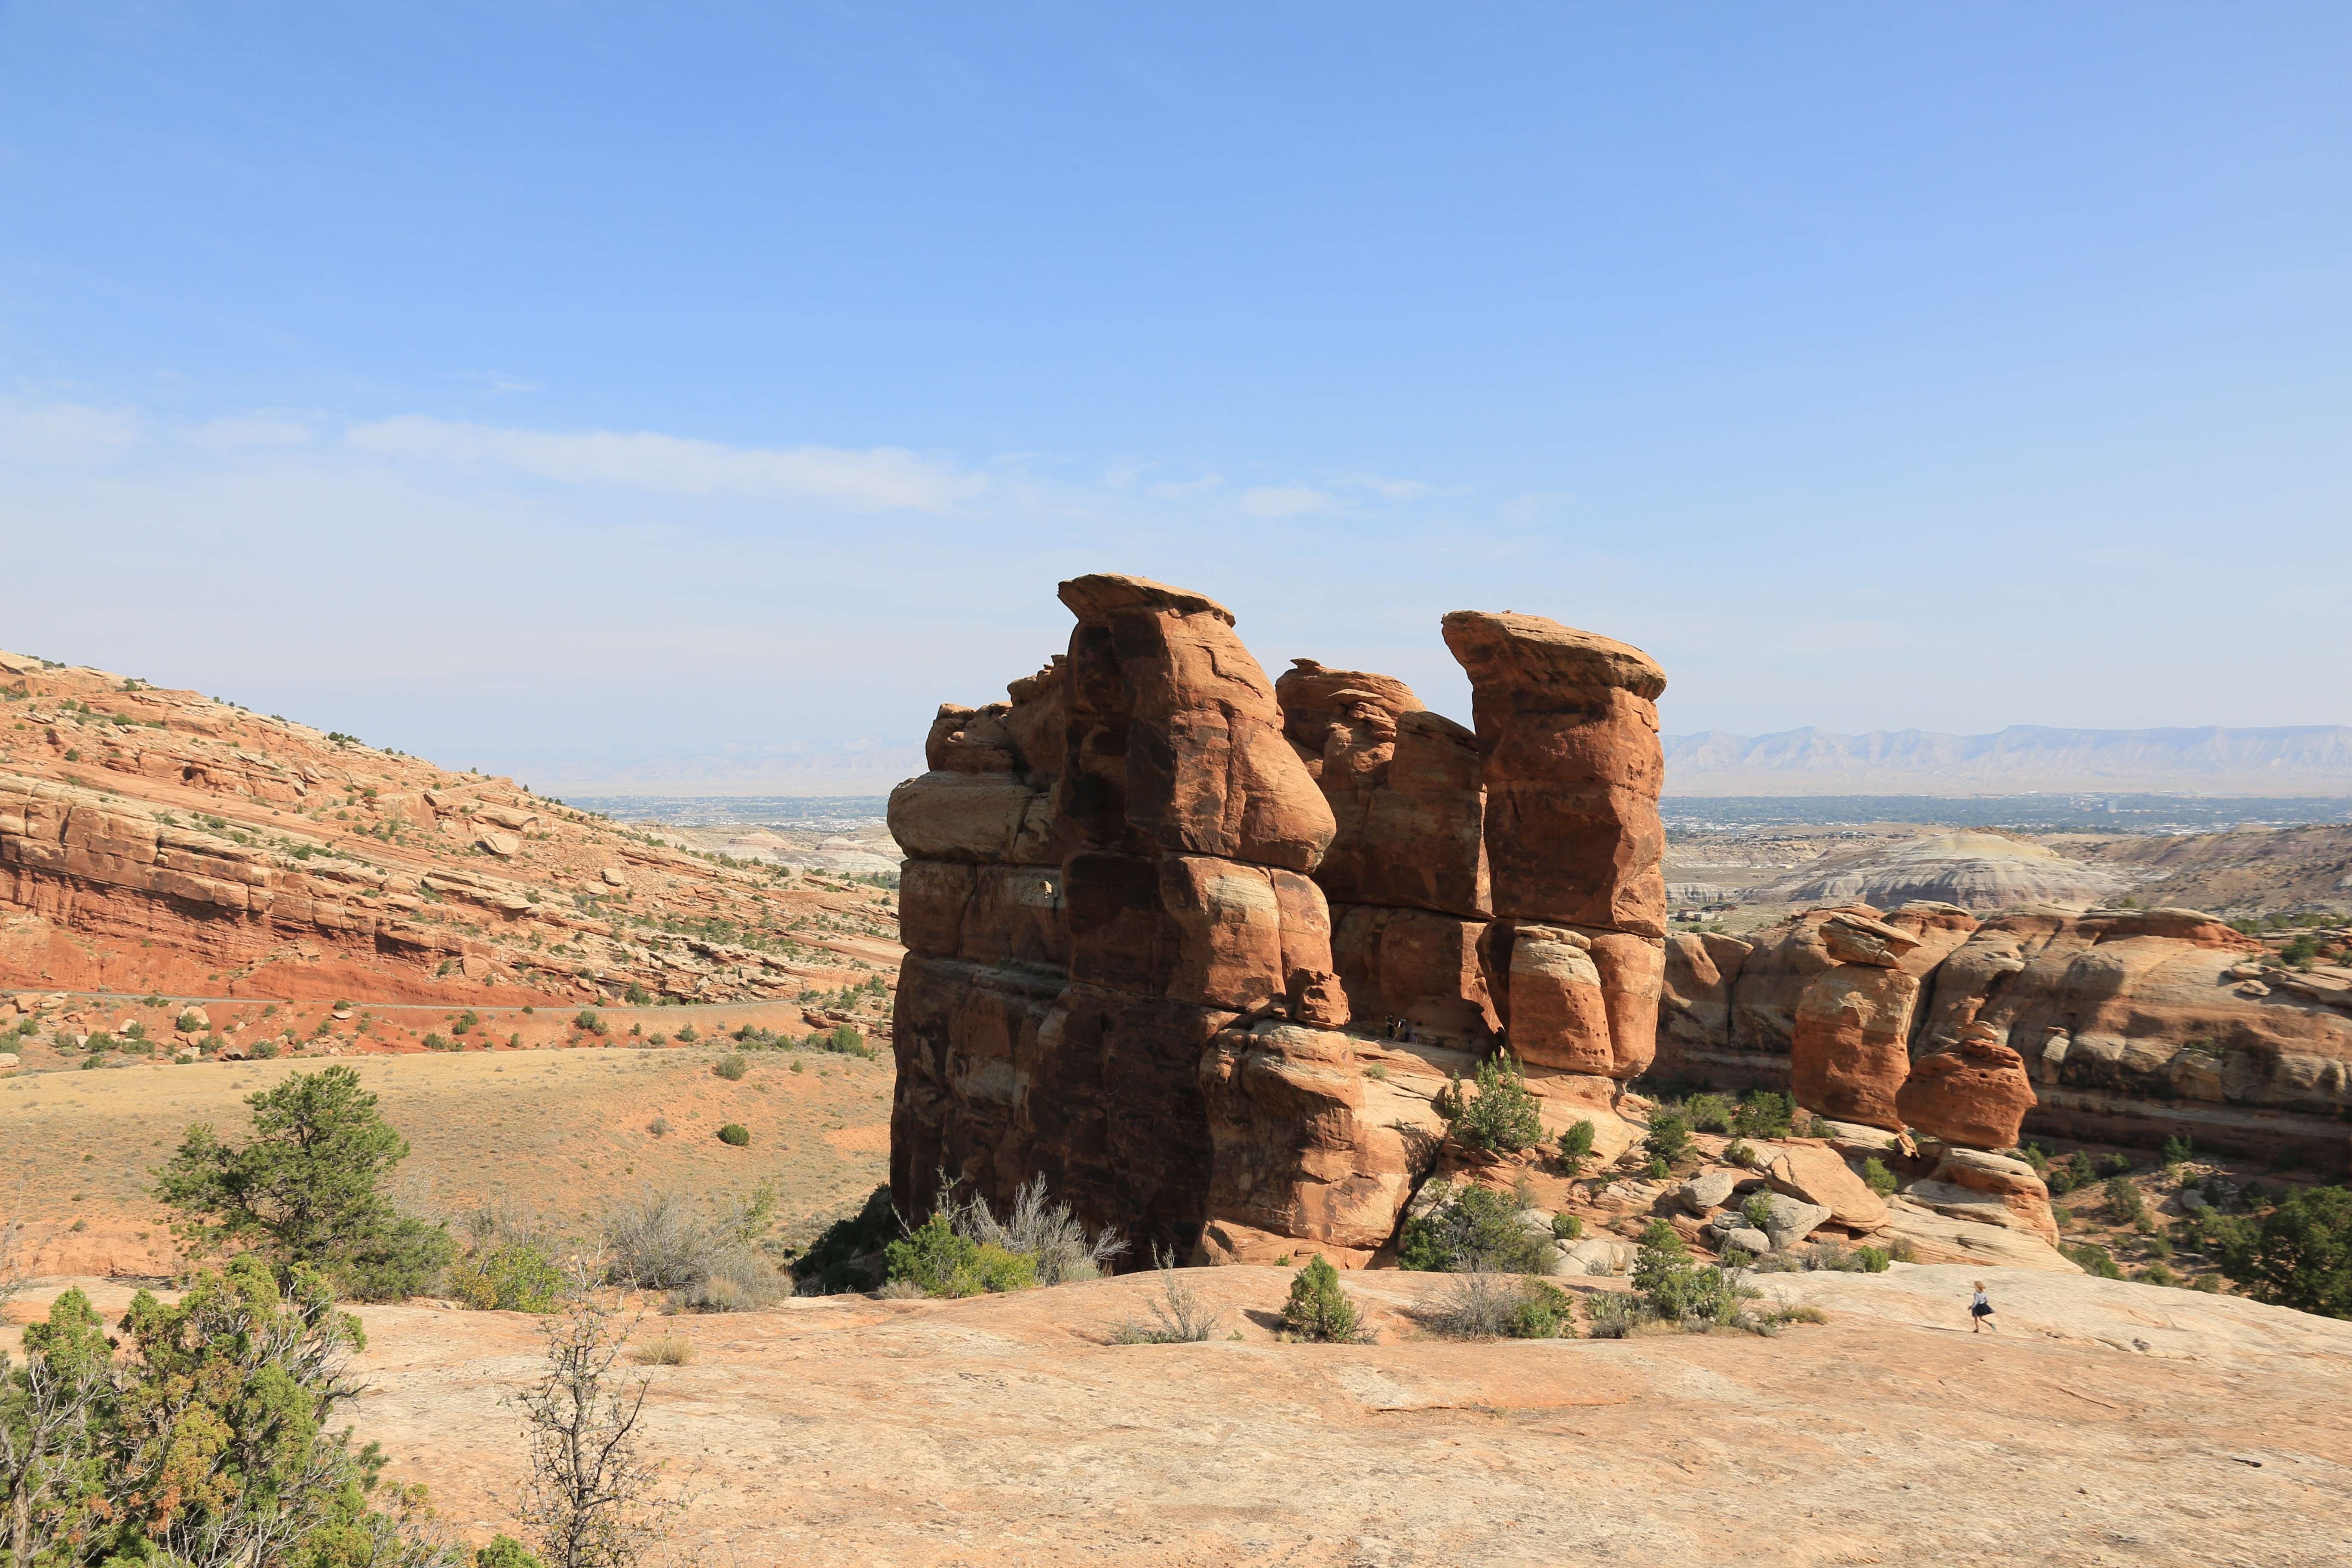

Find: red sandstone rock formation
1273;659;1493;1044
1896;1024;2039;1149
1665;899;2352;1168
1440;612;1667;1087
0;658;805;1008
891;576;1349;1257
893;581;1673;1262
1785;908;1976;1133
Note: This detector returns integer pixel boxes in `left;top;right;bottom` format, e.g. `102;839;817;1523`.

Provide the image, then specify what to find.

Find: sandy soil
9;1264;2347;1568
0;1035;894;1275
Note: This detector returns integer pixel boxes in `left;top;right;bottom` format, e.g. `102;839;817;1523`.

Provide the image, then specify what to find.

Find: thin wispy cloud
1238;484;1334;518
346;415;987;512
197;415;314;449
0;401;142;466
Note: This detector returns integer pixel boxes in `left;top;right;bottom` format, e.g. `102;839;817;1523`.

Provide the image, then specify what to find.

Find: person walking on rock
1970;1280;1998;1333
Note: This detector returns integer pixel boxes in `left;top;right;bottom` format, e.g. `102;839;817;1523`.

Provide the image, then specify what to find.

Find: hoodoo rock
892;580;1668;1263
1896;1024;2040;1150
1441;612;1668;1087
1785;907;1969;1132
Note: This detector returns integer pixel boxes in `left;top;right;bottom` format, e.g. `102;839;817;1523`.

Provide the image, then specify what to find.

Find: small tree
1282;1256;1370;1343
2221;1185;2352;1319
1438;1052;1543;1154
1644;1109;1694;1170
511;1289;686;1568
1556;1119;1596;1175
153;1065;453;1300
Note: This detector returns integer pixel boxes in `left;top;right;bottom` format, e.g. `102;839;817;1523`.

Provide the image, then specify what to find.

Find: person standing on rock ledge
1970;1281;1998;1333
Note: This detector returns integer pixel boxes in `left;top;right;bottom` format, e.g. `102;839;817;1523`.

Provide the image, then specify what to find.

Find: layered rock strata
890;576;1346;1259
1273;660;1492;1045
1661;903;2352;1171
892;583;1672;1262
0;660;825;1008
1441;613;1668;1095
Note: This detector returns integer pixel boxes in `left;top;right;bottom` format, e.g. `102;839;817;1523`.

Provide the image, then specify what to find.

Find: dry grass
629;1333;695;1366
0;1041;895;1277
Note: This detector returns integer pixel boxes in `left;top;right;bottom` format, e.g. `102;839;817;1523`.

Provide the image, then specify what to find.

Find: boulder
1761;1142;1890;1231
1327;903;1495;1044
1818;911;1920;968
600;867;628;888
1679;1169;1741;1213
475;832;521;858
1196;1021;1445;1259
1742;1191;1833;1250
1552;1236;1637;1275
1915;1146;2058;1243
1719;1226;1772;1256
1897;1026;2038;1150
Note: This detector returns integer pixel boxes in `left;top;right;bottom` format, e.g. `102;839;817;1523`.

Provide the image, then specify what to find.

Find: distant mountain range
1663;725;2352;796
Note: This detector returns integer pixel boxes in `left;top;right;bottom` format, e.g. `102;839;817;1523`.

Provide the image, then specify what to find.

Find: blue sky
4;3;2347;792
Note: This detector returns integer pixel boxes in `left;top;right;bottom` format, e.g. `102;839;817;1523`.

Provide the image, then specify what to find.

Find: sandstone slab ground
16;1264;2343;1568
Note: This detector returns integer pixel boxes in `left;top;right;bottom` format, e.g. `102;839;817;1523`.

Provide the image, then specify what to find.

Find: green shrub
1281;1255;1368;1342
2097;1152;2134;1178
1632;1230;1746;1327
1862;1157;1897;1197
0;1257;450;1565
827;1023;869;1056
717;1123;751;1147
1643;1109;1693;1169
1732;1090;1796;1139
2220;1185;2352;1318
675;1024;698;1043
623;983;653;1006
422;1032;453;1051
1684;1093;1736;1134
152;1064;453;1300
1551;1213;1583;1241
1438;1052;1543;1154
1508;1279;1577;1338
712;1054;749;1081
883;1212;1039;1298
2162;1133;2195;1167
446;1242;567;1312
1556;1118;1596;1174
1583;1289;1641;1338
174;1010;203;1032
2105;1175;2150;1228
2062;1241;2123;1279
1398;1181;1548;1273
475;1534;548;1568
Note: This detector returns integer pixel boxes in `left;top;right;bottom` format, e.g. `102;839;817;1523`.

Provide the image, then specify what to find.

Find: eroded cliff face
1660;902;2352;1170
890;581;1669;1262
0;652;844;1007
